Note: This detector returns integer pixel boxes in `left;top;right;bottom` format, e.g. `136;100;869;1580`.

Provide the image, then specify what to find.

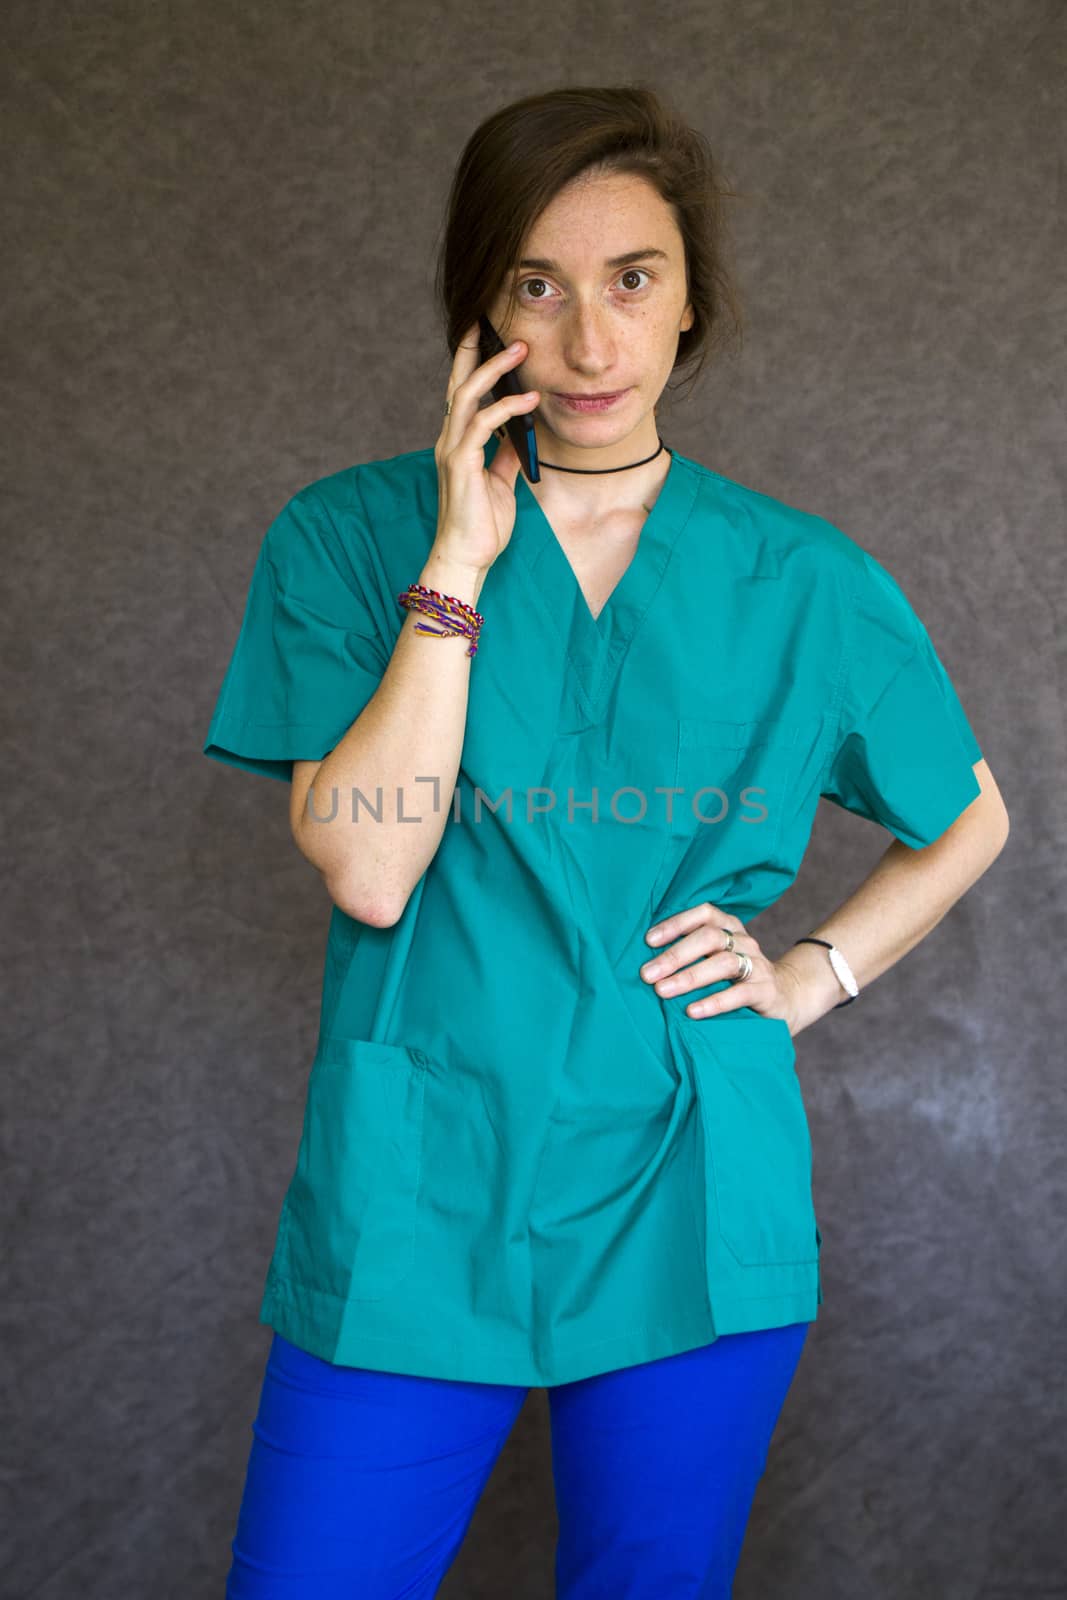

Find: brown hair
433;83;745;408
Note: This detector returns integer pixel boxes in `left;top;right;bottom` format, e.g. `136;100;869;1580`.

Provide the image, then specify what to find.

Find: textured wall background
4;2;1064;1596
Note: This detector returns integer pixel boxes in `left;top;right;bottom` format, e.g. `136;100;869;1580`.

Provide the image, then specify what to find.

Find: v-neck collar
494;433;700;717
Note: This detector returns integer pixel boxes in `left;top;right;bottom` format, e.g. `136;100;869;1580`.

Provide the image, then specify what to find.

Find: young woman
205;83;1009;1599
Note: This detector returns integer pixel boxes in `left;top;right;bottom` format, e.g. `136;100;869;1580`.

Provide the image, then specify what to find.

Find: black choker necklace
536;437;671;516
538;438;670;474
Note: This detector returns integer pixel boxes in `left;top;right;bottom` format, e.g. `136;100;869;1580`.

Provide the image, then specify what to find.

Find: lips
553;389;631;411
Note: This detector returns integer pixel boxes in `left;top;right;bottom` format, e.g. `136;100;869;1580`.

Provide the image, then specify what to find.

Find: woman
205;84;1009;1599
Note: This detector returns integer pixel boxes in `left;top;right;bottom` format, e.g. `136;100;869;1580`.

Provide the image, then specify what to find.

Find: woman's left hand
640;901;798;1032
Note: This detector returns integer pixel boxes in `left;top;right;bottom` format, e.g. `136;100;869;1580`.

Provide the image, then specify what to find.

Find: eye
617;268;651;292
515;267;651;302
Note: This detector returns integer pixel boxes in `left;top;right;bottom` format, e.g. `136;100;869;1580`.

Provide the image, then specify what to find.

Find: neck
528;419;670;523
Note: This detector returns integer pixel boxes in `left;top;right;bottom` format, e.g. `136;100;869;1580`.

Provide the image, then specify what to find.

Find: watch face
828;945;859;998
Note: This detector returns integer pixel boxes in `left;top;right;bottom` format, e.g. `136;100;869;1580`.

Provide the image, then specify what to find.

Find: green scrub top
203;435;983;1387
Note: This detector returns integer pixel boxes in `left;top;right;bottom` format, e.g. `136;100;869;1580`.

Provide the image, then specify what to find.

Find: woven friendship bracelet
397;582;484;657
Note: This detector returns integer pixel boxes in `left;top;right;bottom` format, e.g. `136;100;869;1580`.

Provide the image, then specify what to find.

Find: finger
447;326;523;397
443;337;531;445
682;973;767;1019
680;942;776;1020
651;948;771;1017
450;319;482;374
442;321;482;415
467;399;541;496
459;340;530;412
645;901;744;948
641;927;758;991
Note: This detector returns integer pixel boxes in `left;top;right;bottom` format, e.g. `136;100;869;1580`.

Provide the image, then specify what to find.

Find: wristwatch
794;935;859;1007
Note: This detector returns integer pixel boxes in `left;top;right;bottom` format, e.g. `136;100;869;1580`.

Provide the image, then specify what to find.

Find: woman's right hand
432;321;541;575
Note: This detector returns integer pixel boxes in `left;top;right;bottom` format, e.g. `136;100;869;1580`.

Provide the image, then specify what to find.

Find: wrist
423;548;490;608
775;943;851;1036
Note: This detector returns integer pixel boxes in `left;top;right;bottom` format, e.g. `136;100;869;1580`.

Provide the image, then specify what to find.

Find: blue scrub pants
225;1322;810;1598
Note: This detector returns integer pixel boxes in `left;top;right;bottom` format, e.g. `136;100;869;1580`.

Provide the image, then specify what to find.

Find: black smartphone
477;314;540;484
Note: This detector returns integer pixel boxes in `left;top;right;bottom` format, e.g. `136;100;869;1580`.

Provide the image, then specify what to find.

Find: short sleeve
203;484;390;784
820;551;983;849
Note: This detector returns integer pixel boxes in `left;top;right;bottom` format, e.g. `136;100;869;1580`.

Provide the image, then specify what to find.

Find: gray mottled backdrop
4;3;1064;1596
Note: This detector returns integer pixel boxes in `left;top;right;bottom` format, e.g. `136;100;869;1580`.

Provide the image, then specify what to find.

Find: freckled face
484;171;695;461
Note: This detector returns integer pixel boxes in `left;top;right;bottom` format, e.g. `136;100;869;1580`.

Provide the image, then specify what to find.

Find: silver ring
721;928;735;952
734;951;753;983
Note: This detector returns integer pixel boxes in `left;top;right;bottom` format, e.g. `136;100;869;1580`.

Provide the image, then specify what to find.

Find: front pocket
277;1036;428;1302
668;1008;820;1269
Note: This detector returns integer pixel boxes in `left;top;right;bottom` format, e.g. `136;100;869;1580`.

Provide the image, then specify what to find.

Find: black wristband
793;935;857;1007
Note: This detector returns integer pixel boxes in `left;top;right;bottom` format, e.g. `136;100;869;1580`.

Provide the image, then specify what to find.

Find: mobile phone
477;314;540;484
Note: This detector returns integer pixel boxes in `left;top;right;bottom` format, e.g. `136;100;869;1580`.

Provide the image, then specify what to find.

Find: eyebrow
515;247;670;271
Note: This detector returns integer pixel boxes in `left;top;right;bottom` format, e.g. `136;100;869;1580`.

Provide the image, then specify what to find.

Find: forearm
775;793;1008;1036
295;550;488;923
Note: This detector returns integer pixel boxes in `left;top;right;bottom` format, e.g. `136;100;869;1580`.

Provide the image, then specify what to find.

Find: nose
559;304;619;369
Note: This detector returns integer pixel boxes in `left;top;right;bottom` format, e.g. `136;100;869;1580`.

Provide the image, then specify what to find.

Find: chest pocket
653;716;819;910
